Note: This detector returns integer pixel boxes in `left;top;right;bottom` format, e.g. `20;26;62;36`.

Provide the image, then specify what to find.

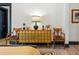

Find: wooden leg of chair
5;37;9;45
47;43;49;47
6;39;7;45
16;40;18;45
64;41;65;48
53;41;55;48
5;38;7;45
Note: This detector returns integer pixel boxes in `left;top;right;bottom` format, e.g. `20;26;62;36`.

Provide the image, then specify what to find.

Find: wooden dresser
16;29;52;45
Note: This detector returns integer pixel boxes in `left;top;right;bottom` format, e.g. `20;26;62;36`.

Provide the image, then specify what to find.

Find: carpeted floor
40;50;55;55
0;39;79;55
37;45;79;55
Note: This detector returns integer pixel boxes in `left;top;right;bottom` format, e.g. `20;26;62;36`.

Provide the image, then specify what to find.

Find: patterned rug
32;46;56;55
40;51;55;55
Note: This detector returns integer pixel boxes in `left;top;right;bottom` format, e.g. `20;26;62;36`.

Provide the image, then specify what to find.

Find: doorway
0;7;8;38
0;3;11;39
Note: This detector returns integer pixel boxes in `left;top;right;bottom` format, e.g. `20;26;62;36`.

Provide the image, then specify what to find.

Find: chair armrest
61;32;65;38
53;32;56;38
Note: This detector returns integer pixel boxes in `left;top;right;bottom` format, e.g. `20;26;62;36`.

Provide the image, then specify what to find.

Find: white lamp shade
32;16;41;22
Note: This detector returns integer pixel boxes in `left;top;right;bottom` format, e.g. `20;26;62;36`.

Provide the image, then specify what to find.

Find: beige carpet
0;39;79;55
37;45;79;55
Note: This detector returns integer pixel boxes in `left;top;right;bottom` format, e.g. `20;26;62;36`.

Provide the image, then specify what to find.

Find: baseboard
69;41;79;45
65;44;69;47
51;42;69;48
51;41;64;44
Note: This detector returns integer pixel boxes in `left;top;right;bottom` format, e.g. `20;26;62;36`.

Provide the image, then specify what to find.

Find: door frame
0;7;8;38
0;3;12;35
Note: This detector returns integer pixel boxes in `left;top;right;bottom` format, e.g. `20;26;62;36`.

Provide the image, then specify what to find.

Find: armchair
5;28;21;45
53;28;65;48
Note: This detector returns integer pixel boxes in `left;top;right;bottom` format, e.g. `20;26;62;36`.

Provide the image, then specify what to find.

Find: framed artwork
72;9;79;23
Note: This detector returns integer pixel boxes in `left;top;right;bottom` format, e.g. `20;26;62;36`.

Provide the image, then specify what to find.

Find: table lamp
32;16;41;30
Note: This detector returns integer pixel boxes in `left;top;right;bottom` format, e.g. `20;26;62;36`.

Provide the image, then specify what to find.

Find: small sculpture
42;25;44;30
23;23;26;30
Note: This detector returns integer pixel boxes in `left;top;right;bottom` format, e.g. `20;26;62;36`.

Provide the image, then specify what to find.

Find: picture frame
72;9;79;23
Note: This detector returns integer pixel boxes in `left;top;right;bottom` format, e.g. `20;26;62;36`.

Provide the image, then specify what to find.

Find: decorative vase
23;27;25;30
23;23;26;30
34;25;38;30
42;25;44;30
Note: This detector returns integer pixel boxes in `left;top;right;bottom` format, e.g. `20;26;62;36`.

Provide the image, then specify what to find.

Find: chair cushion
54;36;65;40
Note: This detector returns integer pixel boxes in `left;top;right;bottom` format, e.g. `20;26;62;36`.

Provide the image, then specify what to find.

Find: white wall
63;4;70;44
12;3;79;44
12;3;68;43
63;3;79;42
12;3;65;29
68;3;79;42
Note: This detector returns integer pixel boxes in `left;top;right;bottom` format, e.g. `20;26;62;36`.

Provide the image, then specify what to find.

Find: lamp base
34;25;38;30
23;27;25;30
